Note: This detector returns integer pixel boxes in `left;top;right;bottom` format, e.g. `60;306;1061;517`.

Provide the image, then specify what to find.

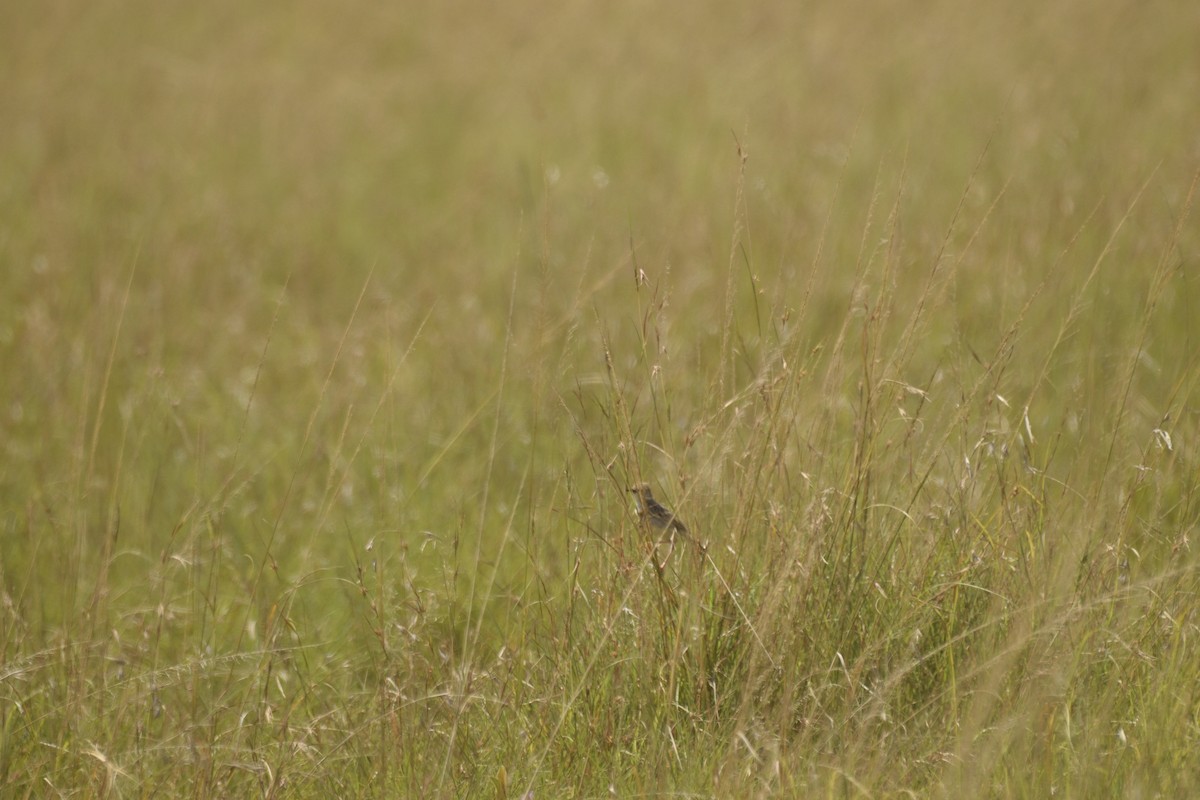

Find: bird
629;483;687;534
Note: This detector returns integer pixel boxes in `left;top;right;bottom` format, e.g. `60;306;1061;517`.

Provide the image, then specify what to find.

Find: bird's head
628;483;653;501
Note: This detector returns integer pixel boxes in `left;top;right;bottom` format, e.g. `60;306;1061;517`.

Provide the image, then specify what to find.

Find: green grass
3;0;1200;796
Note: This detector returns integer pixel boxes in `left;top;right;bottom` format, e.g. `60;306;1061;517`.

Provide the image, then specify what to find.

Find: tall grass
2;0;1199;797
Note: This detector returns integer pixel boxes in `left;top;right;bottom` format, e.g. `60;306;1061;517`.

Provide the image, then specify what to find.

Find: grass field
3;0;1200;796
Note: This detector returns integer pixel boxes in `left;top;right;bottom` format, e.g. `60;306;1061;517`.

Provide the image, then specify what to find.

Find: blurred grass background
2;0;1199;796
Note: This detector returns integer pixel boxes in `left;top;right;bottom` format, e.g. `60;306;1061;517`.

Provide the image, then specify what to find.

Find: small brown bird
629;483;687;534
